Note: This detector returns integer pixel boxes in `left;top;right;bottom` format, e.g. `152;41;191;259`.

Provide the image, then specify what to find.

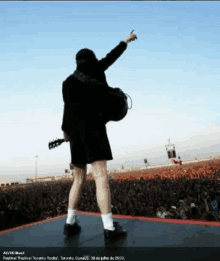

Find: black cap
76;48;97;65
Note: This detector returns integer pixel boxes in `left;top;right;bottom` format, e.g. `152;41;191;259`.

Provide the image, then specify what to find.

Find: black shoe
104;221;127;243
64;220;81;238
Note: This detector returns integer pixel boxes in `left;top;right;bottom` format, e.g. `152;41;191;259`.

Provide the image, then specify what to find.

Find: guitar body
73;70;131;124
49;90;131;150
101;88;129;124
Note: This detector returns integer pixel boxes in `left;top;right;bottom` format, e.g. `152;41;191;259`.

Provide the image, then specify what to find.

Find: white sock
101;213;115;231
66;208;77;225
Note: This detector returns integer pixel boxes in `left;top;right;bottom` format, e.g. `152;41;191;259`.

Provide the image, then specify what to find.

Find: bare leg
91;160;111;214
68;164;87;210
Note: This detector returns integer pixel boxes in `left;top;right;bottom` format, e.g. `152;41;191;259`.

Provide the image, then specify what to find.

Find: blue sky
1;2;220;181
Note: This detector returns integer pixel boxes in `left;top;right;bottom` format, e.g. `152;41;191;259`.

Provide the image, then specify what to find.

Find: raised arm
99;30;137;72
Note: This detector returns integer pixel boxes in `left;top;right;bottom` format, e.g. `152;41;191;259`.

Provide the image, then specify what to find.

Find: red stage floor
0;212;220;260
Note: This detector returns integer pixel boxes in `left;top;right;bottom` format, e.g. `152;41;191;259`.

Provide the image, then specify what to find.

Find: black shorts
69;118;113;165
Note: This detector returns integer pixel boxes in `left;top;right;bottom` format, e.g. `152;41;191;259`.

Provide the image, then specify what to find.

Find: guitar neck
48;138;66;150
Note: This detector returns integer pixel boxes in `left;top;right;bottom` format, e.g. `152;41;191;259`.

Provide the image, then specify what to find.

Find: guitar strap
72;69;108;121
72;69;132;122
73;69;106;87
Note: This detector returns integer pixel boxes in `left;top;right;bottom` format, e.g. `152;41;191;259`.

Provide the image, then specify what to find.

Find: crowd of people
0;173;220;232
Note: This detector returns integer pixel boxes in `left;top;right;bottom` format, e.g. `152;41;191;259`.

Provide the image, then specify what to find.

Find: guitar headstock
48;138;65;150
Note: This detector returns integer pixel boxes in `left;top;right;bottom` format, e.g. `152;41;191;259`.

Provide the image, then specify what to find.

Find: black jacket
61;41;127;135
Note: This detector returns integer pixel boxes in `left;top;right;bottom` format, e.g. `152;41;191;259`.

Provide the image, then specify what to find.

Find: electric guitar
48;138;67;150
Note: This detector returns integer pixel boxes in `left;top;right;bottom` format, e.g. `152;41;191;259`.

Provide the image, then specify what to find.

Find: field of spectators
0;159;220;232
